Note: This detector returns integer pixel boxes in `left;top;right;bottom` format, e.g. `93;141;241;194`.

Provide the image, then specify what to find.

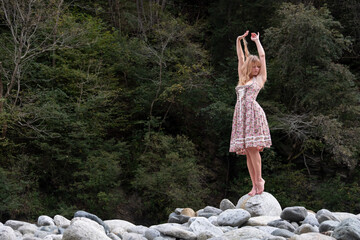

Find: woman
229;30;272;196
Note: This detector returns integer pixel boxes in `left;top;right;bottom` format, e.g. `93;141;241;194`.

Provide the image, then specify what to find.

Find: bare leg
247;147;265;194
245;151;256;196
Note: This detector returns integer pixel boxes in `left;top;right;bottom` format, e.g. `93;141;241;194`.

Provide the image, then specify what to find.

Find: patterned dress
229;77;272;155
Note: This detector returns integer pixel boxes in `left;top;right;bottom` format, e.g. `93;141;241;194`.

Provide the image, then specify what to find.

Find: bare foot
256;179;265;195
248;186;256;196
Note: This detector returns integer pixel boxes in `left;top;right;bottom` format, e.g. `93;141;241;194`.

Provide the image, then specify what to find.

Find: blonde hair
238;39;261;86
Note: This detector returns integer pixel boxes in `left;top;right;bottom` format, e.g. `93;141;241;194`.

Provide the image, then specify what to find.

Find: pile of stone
1;192;360;240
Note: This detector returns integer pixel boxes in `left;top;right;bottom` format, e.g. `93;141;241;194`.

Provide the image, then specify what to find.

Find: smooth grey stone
295;223;319;234
174;208;183;214
39;226;60;234
223;226;272;240
0;225;17;240
207;237;227;240
204;206;222;215
153;237;168;240
217;209;251;227
302;213;320;226
63;218;112;240
236;192;282;217
291;222;299;229
128;225;148;235
43;235;63;240
104;219;136;232
18;224;38;235
217;226;237;233
254;225;279;234
168;212;190;224
219;199;235;211
145;228;161;240
267;237;286;240
53;215;71;229
208;216;218;226
189;217;223;238
332;218;360;240
74;210;110;234
319;220;339;232
38;216;55;227
281;206;308;222
5;220;32;230
316;209;340;224
268;219;296;232
333;212;357;221
150;223;196;240
35;229;54;238
122;232;147;240
271;228;295;238
197;209;218;218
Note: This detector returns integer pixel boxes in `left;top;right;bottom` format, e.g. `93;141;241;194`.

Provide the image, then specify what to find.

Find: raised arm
251;32;267;87
237;31;249;79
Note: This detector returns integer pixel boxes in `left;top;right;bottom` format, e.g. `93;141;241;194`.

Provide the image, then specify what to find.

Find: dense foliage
0;0;359;224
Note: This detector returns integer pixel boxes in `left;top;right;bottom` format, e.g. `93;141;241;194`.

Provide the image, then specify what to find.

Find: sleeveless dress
229;77;272;155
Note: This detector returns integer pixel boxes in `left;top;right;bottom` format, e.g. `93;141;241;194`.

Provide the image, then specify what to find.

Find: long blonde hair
238;39;261;86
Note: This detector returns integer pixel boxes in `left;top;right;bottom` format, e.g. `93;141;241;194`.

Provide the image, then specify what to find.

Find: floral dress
229;77;272;155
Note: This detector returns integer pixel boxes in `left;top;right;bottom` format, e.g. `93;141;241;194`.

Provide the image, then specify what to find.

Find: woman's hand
237;30;249;41
251;32;260;41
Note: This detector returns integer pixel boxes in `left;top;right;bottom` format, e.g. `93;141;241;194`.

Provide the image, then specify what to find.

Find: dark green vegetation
0;0;359;225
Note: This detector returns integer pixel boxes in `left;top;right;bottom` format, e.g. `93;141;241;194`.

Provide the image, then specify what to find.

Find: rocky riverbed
1;192;360;240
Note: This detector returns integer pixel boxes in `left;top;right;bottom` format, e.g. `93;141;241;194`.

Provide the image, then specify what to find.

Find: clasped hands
237;30;259;42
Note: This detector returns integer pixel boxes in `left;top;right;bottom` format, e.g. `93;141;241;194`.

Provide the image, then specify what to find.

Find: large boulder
289;232;336;240
0;225;16;240
332;218;360;240
236;192;282;217
316;209;340;224
62;217;111;240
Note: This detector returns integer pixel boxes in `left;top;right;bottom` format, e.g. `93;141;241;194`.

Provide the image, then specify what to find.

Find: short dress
229;76;272;155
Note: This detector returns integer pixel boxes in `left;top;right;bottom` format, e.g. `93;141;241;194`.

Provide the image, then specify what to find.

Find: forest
0;0;359;226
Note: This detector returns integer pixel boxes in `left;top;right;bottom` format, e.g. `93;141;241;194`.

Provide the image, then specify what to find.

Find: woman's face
251;64;261;76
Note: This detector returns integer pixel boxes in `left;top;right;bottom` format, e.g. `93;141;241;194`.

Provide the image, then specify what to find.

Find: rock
189;217;223;238
34;229;54;238
145;228;161;240
295;223;319;234
236;192;282;217
268;237;287;240
111;226;126;237
207;237;227;240
316;209;340;224
223;226;272;240
219;199;235;211
63;218;112;240
39;225;60;234
291;221;299;229
204;206;222;215
289;232;336;239
332;212;357;221
319;220;340;232
246;216;281;226
180;208;196;217
217;209;251;227
271;228;295;238
268;219;296;232
254;226;279;234
4;220;32;230
38;215;55;226
332;218;360;240
128;225;148;235
208;216;218;226
54;215;71;228
18;224;38;235
168;212;190;224
150;223;196;240
302;213;320;226
107;233;121;240
43;235;63;240
104;219;136;232
74;210;110;234
281;206;308;222
197;209;218;218
0;225;17;240
122;232;147;240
